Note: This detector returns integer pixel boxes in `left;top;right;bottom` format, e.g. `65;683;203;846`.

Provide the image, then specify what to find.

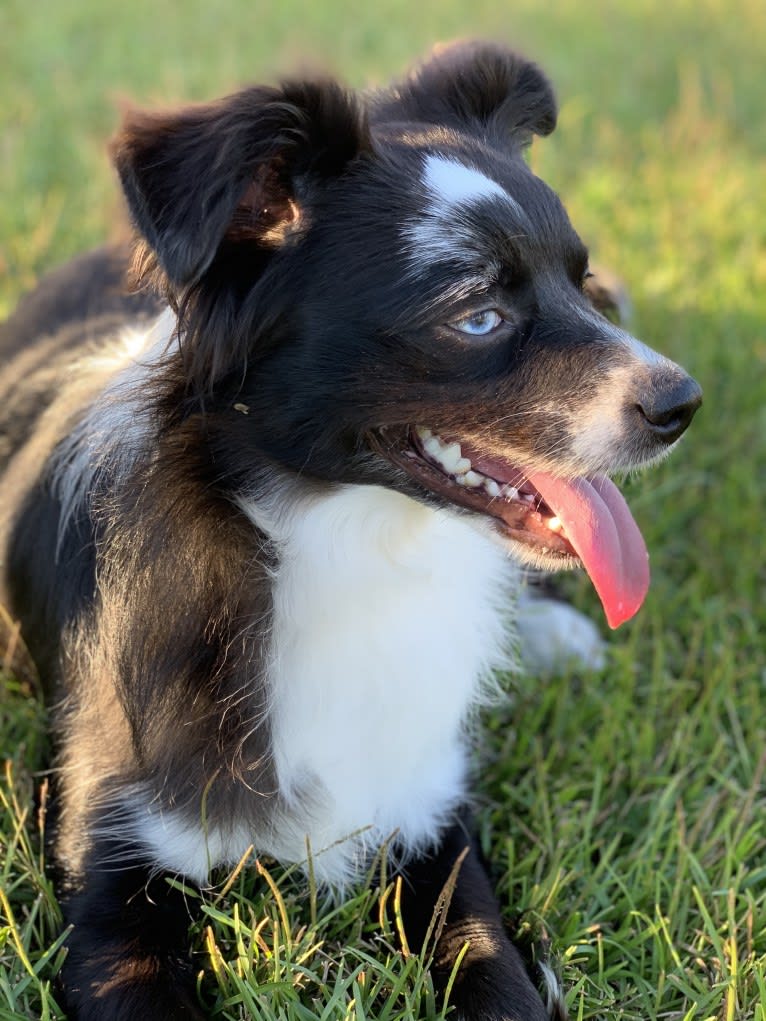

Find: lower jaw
492;520;581;571
369;431;581;569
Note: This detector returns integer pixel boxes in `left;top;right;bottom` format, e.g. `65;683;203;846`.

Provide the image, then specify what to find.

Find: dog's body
0;44;700;1021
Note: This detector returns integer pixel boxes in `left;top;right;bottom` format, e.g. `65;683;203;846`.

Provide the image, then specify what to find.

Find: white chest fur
261;484;517;886
121;482;606;886
133;484;518;887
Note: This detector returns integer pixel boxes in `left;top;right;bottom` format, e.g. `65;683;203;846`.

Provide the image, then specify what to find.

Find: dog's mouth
372;425;650;629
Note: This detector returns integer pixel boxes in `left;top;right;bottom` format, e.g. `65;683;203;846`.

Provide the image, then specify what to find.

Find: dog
0;42;701;1021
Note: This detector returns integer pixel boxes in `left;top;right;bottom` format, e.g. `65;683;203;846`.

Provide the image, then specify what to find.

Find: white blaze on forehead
407;155;527;274
424;155;502;205
422;155;527;221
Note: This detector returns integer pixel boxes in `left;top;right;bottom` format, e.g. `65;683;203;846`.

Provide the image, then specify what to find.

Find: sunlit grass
2;1;765;1018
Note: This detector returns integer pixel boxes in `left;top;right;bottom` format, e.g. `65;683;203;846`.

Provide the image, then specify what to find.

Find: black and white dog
0;42;701;1021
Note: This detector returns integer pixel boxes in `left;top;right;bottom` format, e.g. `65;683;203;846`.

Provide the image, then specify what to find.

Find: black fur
62;839;203;1021
0;42;700;1021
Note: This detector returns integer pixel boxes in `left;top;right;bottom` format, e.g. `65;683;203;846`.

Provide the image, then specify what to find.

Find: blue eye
450;309;503;336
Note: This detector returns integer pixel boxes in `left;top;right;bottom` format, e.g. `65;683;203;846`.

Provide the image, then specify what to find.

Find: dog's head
112;42;701;628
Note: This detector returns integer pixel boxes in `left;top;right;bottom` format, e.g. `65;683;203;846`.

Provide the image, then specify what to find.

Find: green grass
1;1;765;1017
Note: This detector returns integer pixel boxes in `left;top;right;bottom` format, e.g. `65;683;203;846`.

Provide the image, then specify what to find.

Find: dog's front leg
58;832;204;1021
399;816;558;1021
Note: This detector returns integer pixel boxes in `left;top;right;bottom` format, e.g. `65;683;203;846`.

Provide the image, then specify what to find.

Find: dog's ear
373;40;557;143
111;81;370;288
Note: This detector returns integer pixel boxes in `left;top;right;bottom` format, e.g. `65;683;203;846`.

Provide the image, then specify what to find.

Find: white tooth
547;516;563;533
454;457;472;475
485;479;501;497
463;470;483;488
416;426;433;441
501;485;518;501
438;443;463;473
424;436;443;459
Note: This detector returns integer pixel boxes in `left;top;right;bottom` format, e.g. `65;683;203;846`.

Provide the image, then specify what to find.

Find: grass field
1;1;765;1018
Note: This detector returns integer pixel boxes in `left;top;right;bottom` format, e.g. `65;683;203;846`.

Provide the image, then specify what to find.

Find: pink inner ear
239;177;265;214
228;169;300;244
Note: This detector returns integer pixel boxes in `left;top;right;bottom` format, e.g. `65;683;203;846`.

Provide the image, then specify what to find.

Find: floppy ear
372;40;557;143
111;80;370;288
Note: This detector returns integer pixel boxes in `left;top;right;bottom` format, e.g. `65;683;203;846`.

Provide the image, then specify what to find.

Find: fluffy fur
0;41;700;1021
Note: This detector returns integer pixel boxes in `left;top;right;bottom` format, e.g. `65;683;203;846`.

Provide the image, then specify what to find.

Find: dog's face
113;42;700;628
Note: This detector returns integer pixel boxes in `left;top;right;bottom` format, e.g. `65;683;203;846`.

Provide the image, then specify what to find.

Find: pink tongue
528;471;650;629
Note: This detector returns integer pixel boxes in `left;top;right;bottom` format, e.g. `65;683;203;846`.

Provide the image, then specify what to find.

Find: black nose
637;374;702;444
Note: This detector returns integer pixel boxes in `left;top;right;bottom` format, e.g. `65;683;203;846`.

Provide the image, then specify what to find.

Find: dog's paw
516;594;606;676
539;962;569;1020
451;969;568;1021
